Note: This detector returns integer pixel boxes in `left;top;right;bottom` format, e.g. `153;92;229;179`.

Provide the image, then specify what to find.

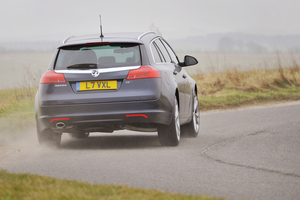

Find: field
0;52;53;90
195;61;300;110
178;52;300;74
1;52;300;89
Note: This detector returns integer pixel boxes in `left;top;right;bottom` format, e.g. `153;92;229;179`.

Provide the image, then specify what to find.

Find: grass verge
0;88;36;141
0;170;225;200
194;58;300;110
198;87;300;111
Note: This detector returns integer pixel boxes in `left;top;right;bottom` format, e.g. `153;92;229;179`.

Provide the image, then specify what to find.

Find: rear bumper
36;95;173;133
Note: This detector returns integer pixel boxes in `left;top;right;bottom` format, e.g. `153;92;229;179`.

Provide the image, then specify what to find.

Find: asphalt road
1;102;300;200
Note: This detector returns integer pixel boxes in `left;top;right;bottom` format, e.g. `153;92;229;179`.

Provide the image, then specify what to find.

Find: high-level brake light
86;42;110;45
126;66;161;80
40;71;66;84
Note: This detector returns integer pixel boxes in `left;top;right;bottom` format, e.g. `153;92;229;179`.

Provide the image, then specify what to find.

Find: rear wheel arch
175;88;179;111
194;84;198;96
181;86;200;137
190;83;198;115
157;97;180;146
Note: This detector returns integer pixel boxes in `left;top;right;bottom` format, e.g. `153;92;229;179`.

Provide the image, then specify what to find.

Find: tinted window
150;42;162;63
55;43;141;69
155;39;171;63
161;39;179;64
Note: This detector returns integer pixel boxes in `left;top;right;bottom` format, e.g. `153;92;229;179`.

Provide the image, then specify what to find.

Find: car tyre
182;92;200;137
37;127;61;147
68;132;90;139
158;98;180;146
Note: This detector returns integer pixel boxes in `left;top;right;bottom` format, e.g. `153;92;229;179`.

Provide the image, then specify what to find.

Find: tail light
40;71;66;84
126;66;161;80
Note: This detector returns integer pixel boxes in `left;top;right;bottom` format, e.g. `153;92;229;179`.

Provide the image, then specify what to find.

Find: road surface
1;102;300;200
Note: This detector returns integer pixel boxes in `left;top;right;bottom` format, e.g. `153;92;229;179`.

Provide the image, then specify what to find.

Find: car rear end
35;38;173;135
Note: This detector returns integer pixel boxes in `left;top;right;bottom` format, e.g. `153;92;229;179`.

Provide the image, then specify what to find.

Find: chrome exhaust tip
56;122;66;129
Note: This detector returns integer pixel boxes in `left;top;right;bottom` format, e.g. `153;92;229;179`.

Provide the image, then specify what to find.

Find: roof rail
137;31;156;40
63;36;75;44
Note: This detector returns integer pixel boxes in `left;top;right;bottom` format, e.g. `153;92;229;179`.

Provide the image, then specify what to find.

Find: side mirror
180;55;198;67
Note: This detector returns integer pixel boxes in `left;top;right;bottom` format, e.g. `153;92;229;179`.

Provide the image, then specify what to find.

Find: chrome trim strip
63;36;75;44
137;31;156;40
55;66;141;74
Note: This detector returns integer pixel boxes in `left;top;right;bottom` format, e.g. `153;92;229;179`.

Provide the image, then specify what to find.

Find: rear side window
160;39;179;64
150;42;163;63
154;39;172;63
55;43;141;70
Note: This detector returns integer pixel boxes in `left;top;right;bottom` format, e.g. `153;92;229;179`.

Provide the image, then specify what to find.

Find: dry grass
0;68;39;140
13;66;40;102
193;54;300;110
0;67;39;114
194;55;300;96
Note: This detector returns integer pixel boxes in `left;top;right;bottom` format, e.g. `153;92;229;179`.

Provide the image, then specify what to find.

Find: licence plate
76;80;117;91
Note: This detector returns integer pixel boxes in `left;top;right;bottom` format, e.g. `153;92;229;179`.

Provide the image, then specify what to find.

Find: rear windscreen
55;43;141;70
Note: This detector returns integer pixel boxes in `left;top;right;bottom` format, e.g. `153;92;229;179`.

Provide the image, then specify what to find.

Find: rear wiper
67;63;97;69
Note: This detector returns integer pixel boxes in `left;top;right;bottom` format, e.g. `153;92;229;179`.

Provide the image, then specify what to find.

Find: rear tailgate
38;68;162;106
39;42;161;106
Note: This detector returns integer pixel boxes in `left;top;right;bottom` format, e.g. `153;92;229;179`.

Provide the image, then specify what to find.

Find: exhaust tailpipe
56;122;66;129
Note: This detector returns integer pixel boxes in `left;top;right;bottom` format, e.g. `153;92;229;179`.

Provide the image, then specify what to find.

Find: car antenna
99;15;104;38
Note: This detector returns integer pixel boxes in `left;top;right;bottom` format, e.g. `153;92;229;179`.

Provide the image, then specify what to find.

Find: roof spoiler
63;36;75;44
137;31;156;40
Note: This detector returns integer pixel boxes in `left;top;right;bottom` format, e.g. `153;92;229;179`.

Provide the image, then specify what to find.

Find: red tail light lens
50;118;70;123
40;71;66;84
126;114;148;118
126;66;161;80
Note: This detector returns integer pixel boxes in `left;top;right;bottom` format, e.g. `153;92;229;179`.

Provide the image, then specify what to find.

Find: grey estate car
35;32;200;147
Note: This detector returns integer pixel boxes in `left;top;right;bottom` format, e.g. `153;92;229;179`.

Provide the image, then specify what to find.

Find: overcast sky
1;0;300;42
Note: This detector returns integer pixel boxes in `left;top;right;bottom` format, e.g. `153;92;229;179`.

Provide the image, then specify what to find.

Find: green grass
0;88;36;115
199;87;300;110
0;170;225;200
0;89;36;140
